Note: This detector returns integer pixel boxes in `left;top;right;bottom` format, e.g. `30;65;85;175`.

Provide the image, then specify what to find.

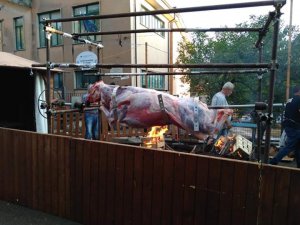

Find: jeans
84;112;99;140
269;127;300;167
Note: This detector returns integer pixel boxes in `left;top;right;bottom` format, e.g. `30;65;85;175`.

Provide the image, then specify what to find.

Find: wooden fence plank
206;157;222;225
50;136;59;215
161;151;175;225
132;148;144;225
74;139;84;223
97;142;108;224
81;113;85;138
57;136;66;217
75;113;79;137
259;166;276;225
24;132;33;207
244;163;259;225
231;162;248;225
57;114;61;135
37;134;46;211
62;113;67;135
123;146;135;225
172;153;185;225
64;137;71;219
44;135;52;213
194;156;209;225
272;167;290;225
105;144;116;225
115;144;125;225
218;160;234;225
88;141;99;225
287;169;300;225
18;131;29;206
2;130;14;202
151;150;164;225
82;141;91;225
69;137;76;220
142;149;154;225
69;113;74;136
13;129;21;204
31;132;38;210
182;154;197;225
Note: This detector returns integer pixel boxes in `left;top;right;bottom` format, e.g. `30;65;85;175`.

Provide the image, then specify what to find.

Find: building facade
0;0;186;101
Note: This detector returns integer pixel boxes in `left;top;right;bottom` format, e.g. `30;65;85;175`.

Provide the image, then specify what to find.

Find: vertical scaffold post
45;24;52;133
263;4;282;163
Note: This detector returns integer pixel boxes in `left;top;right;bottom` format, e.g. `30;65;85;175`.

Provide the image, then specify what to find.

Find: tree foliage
176;15;300;105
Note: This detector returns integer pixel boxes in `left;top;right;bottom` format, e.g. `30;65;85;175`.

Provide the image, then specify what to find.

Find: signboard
76;51;98;70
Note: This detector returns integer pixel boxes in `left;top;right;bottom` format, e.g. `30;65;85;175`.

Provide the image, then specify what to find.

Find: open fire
214;134;252;159
141;126;168;149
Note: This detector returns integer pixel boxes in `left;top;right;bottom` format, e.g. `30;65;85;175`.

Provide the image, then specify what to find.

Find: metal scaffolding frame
44;1;282;23
33;0;286;164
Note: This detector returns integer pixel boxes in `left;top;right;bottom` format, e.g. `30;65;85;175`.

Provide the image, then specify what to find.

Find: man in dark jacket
270;85;300;167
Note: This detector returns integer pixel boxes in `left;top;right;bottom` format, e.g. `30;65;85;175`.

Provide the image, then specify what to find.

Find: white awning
0;51;62;72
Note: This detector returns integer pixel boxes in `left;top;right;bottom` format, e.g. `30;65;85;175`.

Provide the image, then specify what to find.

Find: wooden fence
50;110;182;141
0;127;299;225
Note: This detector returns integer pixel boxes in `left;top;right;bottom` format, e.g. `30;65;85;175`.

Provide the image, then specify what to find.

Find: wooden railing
50;109;184;141
0;127;299;225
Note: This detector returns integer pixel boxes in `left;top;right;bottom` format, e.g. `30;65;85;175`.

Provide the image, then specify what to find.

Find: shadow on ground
0;201;81;225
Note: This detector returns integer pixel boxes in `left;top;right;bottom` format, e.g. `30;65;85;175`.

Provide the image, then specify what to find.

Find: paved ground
0;201;81;225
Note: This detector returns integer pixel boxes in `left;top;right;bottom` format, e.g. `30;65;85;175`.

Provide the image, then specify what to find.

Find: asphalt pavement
0;201;81;225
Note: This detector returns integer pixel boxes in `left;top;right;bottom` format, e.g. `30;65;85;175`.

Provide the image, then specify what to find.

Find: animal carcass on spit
87;81;233;140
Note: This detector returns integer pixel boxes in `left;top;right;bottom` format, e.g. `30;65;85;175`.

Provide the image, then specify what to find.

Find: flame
147;126;168;138
144;126;168;147
214;136;227;151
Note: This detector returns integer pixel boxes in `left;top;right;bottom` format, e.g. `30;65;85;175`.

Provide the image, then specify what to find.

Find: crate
231;134;252;159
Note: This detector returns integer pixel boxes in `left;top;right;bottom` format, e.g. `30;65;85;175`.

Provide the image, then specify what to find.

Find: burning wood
213;134;252;159
141;126;168;149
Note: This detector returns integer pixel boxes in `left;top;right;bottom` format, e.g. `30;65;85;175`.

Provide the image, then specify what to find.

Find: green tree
177;15;300;105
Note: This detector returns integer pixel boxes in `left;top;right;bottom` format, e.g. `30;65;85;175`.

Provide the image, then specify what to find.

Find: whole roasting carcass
87;81;233;140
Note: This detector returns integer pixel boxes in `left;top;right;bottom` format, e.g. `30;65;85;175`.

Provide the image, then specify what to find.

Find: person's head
222;82;234;96
293;85;300;96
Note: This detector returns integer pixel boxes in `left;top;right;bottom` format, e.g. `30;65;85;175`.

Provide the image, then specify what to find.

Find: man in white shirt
211;82;235;137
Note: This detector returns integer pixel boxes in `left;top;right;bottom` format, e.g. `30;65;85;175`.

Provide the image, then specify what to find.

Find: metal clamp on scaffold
44;25;104;49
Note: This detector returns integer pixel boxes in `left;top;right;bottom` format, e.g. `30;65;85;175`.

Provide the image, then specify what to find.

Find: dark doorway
0;68;35;131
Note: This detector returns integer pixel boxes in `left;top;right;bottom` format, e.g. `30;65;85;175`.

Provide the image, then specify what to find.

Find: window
141;72;165;90
14;17;25;50
0;21;3;51
75;70;101;89
38;10;62;47
140;6;165;37
73;3;100;42
54;73;63;90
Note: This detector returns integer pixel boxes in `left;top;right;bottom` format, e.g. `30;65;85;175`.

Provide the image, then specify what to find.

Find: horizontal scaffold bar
32;63;273;69
84;69;268;76
74;27;262;36
208;103;284;109
44;1;284;23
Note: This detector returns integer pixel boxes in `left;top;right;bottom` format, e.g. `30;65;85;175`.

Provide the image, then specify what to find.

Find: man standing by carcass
211;81;235;137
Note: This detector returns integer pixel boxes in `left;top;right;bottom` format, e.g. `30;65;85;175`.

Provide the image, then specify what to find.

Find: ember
141;126;168;149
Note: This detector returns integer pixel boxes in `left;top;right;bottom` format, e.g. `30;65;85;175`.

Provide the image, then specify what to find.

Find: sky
171;0;299;29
